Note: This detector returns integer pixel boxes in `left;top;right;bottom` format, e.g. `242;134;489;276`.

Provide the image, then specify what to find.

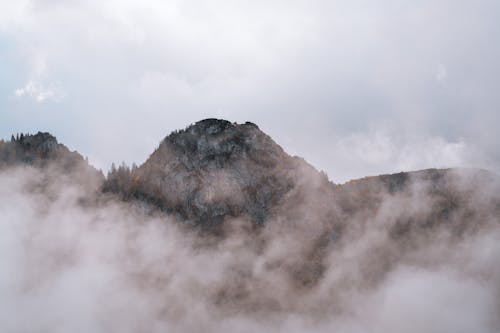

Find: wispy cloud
14;80;63;103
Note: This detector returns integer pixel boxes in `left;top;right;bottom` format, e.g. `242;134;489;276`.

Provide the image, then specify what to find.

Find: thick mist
1;164;499;333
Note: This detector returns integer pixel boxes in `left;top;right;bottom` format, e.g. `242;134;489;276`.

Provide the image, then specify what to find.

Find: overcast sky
1;0;499;183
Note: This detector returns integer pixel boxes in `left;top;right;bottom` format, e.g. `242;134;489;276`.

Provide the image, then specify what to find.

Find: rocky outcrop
0;131;103;190
2;132;76;167
109;119;332;227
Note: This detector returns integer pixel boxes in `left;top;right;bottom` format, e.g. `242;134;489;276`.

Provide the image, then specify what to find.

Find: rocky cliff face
113;119;333;227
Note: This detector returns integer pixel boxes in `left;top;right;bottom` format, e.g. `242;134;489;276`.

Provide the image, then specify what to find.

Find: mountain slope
104;119;334;227
0;132;103;192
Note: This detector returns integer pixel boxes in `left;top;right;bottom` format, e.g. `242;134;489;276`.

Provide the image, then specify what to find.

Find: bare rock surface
124;119;332;226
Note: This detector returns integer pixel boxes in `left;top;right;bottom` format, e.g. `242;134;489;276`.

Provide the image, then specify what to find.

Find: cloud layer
1;161;499;332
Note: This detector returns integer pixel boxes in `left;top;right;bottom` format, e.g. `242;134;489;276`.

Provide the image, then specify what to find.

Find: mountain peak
160;119;279;171
17;131;59;154
171;118;259;138
104;119;325;226
0;132;101;183
0;131;62;165
188;118;234;134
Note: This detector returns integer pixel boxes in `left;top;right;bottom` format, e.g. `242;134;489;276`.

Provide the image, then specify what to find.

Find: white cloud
14;80;62;103
337;131;466;171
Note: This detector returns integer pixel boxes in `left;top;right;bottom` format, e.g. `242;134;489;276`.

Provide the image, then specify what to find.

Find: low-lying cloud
1;163;499;332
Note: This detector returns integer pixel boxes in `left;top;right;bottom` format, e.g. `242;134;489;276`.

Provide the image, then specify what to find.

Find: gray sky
1;0;499;183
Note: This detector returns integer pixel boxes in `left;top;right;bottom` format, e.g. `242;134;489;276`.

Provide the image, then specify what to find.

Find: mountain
0;131;94;171
3;122;499;240
2;120;500;311
0;131;103;192
103;119;334;228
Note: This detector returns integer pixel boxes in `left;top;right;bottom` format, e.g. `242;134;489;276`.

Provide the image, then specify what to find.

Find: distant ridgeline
2;120;500;238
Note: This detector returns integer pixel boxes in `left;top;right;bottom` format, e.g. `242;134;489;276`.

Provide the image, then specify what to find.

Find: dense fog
1;162;499;333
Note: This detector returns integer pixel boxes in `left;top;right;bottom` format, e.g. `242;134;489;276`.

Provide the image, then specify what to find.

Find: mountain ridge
2;120;500;323
2;119;499;234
